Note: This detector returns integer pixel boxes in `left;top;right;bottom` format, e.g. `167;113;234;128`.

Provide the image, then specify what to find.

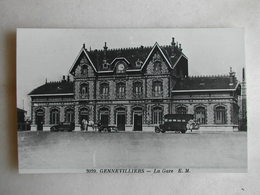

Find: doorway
117;111;126;131
133;112;142;131
36;109;44;131
100;114;109;126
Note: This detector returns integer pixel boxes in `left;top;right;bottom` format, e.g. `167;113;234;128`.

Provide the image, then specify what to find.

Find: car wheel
155;127;160;133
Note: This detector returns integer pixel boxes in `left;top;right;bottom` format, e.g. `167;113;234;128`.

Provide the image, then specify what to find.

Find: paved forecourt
18;131;247;173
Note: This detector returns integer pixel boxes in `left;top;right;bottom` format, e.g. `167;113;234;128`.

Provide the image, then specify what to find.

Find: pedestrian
82;119;86;131
88;120;94;131
97;120;102;132
186;118;195;132
84;119;88;132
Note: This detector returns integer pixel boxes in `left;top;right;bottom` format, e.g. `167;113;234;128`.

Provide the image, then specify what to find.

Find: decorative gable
75;55;95;77
142;43;173;74
69;47;97;77
145;50;170;75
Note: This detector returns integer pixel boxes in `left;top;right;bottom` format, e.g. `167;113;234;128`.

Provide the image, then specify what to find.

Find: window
135;59;143;68
80;83;89;98
195;107;206;124
100;83;109;98
103;62;109;70
81;65;88;75
50;109;59;124
153;81;163;97
79;108;89;123
116;82;126;99
65;108;74;123
133;82;142;98
152;107;163;124
154;61;162;73
176;106;187;114
215;106;226;124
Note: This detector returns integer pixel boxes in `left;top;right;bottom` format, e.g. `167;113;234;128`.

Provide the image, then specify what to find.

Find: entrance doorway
36;109;44;131
133;112;142;131
79;108;89;130
116;110;126;131
100;108;109;127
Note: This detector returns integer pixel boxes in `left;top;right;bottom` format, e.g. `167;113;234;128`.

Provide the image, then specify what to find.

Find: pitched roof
173;75;239;92
69;42;187;74
29;81;73;95
89;44;185;71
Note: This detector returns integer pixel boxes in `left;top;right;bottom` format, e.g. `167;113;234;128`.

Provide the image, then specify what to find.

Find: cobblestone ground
18;131;247;172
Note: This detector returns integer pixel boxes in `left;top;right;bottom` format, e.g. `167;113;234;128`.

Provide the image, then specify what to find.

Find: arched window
154;61;162;73
133;82;142;98
99;107;109;127
50;108;59;124
100;83;109;98
65;108;74;123
80;83;89;98
215;106;226;124
116;82;126;99
152;107;163;124
176;106;187;114
195;107;206;124
79;108;89;123
81;65;88;75
153;81;163;97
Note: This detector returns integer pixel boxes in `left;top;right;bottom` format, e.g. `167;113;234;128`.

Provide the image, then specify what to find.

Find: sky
17;28;245;115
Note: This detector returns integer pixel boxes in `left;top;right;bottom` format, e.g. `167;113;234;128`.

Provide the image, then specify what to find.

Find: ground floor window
50;108;59;124
152;107;163;124
215;106;226;124
79;108;89;123
176;106;187;114
65;108;74;123
195;107;206;124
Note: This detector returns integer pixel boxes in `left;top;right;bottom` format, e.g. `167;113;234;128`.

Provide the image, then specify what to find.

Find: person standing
85;119;89;132
186;118;195;132
82;119;86;131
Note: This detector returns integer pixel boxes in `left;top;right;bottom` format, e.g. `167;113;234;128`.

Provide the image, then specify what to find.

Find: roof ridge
188;74;230;79
88;45;155;53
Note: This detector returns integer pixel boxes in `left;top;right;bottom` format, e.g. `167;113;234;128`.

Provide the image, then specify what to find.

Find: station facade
29;38;241;131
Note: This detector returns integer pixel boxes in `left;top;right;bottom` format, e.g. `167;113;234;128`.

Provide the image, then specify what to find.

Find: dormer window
135;59;143;68
103;62;109;70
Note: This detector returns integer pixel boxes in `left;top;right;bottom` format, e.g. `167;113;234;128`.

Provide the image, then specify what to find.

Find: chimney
229;67;235;85
67;75;70;82
242;67;245;82
83;43;85;49
103;42;108;62
171;37;175;46
62;75;66;82
171;37;175;54
179;43;182;52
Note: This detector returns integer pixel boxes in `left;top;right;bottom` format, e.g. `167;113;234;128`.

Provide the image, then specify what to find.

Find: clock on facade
117;62;126;73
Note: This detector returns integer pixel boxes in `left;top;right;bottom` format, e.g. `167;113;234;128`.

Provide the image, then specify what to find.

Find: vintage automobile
98;124;118;132
50;122;75;132
155;114;199;133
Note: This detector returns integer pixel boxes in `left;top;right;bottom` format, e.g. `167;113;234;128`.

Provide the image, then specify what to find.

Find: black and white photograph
17;28;247;173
